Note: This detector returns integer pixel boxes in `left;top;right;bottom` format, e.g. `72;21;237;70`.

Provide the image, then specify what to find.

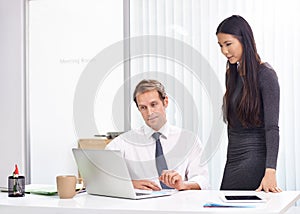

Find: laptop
72;148;175;199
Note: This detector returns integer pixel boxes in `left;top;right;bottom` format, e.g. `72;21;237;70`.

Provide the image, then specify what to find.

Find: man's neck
152;121;167;132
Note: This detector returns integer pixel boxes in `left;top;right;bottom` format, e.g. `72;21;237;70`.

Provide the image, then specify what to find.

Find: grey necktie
152;132;171;189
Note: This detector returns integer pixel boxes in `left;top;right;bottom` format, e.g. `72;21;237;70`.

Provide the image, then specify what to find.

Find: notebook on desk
72;148;175;199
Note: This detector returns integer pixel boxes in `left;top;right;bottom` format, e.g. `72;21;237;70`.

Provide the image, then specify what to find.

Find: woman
216;15;281;192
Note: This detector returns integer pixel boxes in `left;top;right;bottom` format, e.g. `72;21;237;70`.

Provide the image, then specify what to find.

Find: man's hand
132;180;161;191
255;168;282;193
159;170;200;190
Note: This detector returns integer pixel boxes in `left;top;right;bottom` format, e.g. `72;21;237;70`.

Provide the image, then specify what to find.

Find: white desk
0;190;299;214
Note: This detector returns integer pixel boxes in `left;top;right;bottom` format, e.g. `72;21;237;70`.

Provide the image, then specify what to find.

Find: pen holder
8;176;25;197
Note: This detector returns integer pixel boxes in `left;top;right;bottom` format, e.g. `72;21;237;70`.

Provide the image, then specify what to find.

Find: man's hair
133;79;166;107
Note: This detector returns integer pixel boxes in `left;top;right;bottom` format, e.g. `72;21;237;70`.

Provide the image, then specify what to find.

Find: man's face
136;89;168;131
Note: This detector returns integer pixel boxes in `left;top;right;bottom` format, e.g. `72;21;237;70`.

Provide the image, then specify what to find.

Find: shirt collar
144;122;170;140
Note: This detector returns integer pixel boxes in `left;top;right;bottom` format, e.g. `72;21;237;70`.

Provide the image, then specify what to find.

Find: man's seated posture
106;79;209;190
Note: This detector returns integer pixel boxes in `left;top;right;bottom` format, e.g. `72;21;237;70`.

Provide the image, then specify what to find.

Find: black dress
220;63;280;190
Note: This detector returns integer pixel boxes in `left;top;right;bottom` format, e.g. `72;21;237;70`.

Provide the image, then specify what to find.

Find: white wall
0;0;26;186
28;0;124;184
0;0;124;186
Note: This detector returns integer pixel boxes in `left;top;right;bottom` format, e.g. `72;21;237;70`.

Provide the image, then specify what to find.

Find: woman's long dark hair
216;15;262;127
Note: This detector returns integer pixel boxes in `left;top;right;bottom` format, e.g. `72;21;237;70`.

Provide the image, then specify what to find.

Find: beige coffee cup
56;175;79;199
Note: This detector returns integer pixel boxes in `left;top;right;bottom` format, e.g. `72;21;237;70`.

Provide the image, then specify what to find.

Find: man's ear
163;96;169;107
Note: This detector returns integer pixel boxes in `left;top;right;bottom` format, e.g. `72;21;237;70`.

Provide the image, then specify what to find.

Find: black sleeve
259;65;280;169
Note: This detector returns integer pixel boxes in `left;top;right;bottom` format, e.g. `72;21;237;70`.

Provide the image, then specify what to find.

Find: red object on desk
13;164;19;177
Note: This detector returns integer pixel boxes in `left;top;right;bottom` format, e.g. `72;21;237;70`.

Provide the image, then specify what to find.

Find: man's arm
185;136;210;190
160;134;210;190
159;170;200;190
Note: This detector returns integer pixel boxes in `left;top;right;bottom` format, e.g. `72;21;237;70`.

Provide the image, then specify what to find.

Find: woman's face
217;33;243;64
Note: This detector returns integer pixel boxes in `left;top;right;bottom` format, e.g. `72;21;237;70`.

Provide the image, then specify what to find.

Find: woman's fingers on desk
256;170;282;193
268;186;282;193
132;180;161;191
255;184;282;193
273;186;282;192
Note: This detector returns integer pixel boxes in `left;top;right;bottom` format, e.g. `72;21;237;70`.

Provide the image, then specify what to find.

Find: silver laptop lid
72;149;137;199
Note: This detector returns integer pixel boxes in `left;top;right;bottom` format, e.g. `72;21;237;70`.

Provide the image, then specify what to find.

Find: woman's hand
256;168;282;193
132;180;161;191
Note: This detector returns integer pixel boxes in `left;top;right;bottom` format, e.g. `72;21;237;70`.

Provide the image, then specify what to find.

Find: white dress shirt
105;122;210;190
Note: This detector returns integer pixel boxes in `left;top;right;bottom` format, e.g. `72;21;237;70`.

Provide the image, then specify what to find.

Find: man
105;79;209;190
